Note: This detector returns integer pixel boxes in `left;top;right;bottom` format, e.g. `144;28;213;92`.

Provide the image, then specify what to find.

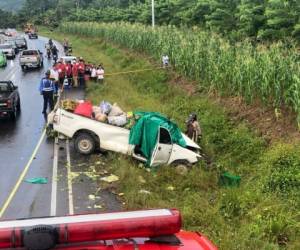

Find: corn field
61;22;300;126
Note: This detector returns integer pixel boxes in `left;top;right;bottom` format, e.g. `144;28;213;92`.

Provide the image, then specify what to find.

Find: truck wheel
17;100;21;112
74;133;95;155
9;106;17;121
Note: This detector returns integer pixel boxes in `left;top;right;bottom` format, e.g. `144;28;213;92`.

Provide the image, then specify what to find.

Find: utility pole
152;0;155;28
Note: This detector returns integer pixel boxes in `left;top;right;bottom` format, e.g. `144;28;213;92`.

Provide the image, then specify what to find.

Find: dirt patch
217;96;300;143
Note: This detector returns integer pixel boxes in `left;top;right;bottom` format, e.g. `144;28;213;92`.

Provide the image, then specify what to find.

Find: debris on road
88;194;96;201
25;177;48;184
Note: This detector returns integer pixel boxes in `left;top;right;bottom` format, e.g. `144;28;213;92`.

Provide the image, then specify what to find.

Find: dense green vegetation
41;28;300;249
61;22;300;127
4;0;300;41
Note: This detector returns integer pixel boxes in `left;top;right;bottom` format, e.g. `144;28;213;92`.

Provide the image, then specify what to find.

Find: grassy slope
41;28;299;250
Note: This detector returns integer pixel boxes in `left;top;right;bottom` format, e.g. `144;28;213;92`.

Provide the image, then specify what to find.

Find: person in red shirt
65;61;73;87
77;57;85;88
56;60;66;88
72;59;78;87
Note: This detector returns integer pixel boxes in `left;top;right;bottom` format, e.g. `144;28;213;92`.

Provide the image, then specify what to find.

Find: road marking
0;129;46;218
50;137;59;216
66;139;74;215
4;66;18;81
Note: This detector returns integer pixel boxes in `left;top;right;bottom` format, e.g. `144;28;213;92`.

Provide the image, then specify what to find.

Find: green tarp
129;112;186;165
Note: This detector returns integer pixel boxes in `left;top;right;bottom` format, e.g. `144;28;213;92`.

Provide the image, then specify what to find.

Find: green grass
40;27;300;250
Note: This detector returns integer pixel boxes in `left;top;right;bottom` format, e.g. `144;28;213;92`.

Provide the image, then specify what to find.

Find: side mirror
13;86;18;90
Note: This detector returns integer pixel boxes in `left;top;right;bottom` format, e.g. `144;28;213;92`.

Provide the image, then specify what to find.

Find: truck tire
74;133;95;155
17;99;21;112
9;105;17;121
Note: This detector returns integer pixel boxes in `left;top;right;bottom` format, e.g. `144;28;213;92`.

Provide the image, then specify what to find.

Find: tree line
1;0;300;41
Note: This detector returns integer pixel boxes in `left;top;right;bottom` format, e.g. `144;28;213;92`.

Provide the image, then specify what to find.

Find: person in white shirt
162;54;169;68
91;65;97;82
96;64;105;84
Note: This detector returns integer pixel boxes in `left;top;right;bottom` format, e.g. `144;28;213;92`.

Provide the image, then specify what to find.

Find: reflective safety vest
39;77;55;93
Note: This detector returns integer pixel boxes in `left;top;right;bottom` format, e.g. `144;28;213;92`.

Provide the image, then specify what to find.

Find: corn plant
61;22;300;126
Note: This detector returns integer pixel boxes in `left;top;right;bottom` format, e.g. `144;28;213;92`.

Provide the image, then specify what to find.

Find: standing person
65;61;73;87
56;60;66;88
51;45;59;63
162;54;169;68
72;59;79;87
48;38;53;48
39;70;56;115
186;113;202;143
50;63;59;90
45;43;51;59
96;64;105;84
63;38;69;54
77;58;85;88
90;64;97;82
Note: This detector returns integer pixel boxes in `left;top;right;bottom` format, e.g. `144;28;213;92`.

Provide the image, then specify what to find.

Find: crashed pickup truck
48;108;201;167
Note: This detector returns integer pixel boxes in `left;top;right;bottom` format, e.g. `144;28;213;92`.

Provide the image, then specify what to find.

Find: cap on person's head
45;70;51;76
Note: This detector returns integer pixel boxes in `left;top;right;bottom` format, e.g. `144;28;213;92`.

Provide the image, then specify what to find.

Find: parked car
0;44;15;59
28;32;38;39
48;108;201;167
0;51;7;67
0;81;20;120
0;209;218;250
19;49;43;71
14;37;27;50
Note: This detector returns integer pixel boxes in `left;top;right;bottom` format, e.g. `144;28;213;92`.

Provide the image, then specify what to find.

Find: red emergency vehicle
0;209;217;250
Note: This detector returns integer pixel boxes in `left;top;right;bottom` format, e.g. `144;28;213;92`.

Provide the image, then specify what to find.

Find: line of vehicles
0;29;42;120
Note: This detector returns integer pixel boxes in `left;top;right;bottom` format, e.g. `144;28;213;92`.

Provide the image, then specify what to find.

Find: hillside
0;0;24;12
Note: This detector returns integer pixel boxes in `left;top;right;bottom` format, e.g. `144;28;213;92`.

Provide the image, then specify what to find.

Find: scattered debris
166;186;175;191
25;178;48;184
139;189;151;195
88;194;96;201
138;175;146;184
100;174;119;183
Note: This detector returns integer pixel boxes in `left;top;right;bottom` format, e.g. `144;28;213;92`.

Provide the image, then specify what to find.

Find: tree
205;0;240;34
258;0;299;40
236;0;266;38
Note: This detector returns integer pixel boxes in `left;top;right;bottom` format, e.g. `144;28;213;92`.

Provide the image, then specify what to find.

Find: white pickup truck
48;108;201;167
19;49;43;71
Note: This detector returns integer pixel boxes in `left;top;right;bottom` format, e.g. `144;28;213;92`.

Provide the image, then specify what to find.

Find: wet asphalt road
0;35;67;219
0;34;121;220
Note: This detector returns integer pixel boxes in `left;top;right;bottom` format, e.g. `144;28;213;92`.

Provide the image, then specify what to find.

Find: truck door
150;127;173;167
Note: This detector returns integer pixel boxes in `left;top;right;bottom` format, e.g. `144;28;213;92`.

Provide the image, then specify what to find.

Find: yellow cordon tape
105;66;164;77
0;129;47;218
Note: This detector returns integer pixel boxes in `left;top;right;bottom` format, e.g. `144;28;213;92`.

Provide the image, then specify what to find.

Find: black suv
0;81;21;120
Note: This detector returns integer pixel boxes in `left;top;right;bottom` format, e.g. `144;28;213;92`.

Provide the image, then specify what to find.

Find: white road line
66;139;74;215
4;66;18;81
50;137;58;216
